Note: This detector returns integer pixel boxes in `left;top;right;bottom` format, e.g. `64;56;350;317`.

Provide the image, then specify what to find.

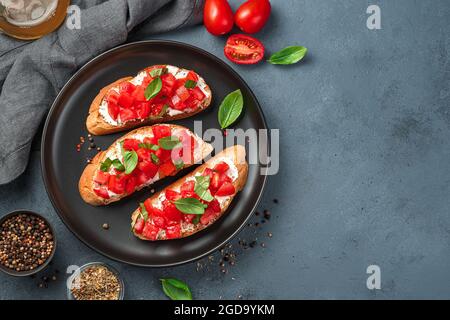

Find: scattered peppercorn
273;198;278;204
102;223;109;230
263;210;271;220
0;213;54;273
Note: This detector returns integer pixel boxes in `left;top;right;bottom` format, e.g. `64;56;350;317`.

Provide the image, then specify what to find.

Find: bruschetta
86;65;212;135
131;145;248;241
79;124;213;206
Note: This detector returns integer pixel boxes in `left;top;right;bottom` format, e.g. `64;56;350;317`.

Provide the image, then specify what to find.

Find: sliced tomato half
224;34;265;65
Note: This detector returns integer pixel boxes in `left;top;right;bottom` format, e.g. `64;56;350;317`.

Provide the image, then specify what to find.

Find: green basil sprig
184;80;197;89
218;89;244;129
173;198;207;215
145;77;162;100
139;143;159;151
151;153;160;165
161;278;192;300
123;150;138;174
149;67;167;77
100;158;124;172
194;176;214;202
267;46;308;65
158;136;182;150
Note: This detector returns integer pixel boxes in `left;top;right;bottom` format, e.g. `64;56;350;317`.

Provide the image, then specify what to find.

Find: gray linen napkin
0;0;204;185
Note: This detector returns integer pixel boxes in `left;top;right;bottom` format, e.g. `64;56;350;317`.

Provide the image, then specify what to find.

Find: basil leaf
139;143;159;151
123;150;138;174
112;159;125;171
149;67;167;77
151;153;160;165
145;77;162;101
119;141;125;157
139;203;148;221
161;278;192;300
158;136;182;150
267;46;308;65
174;160;184;170
184;80;197;89
194;176;214;202
173;198;207;215
195;176;210;190
100;158;112;172
218;89;244;129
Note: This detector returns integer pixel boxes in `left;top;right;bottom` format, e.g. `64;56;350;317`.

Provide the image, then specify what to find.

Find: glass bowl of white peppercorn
0;210;57;276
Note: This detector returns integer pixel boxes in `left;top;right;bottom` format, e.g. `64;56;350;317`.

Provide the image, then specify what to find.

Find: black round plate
41;40;267;267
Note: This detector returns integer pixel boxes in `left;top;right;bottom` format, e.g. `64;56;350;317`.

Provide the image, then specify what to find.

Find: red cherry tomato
224;34;265;65
204;0;234;36
235;0;271;34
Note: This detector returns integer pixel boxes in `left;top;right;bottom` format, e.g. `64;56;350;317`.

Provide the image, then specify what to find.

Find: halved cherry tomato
235;0;271;34
215;181;236;196
203;0;234;36
224;34;265;65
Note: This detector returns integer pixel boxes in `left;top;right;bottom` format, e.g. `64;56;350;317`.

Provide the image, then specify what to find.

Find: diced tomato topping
214;162;230;173
155;148;171;162
136;102;151;119
210;172;220;192
94;187;110;199
180;180;195;193
153;216;167;229
181;190;198;199
142;222;160;240
215;182;236;196
118;92;135;109
200;207;217;226
137;160;158;178
176;86;190;102
219;173;232;186
134;169;149;185
162;200;183;222
152;125;171;140
131;86;146;102
106;91;119;105
119;108;138;123
108;175;126;194
202;168;214;179
134;218;145;234
144;200;164;218
186;71;198;82
107;102;120;120
125;176;137;194
165;189;181;201
119;82;136;94
161;73;177;95
208;199;221;213
191;87;205;101
136;148;151;161
185;95;201;109
159;161;177;176
94;171;110;185
166;224;181;239
123;139;140;151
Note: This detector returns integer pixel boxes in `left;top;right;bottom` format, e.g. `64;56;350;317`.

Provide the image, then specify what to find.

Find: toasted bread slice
131;145;248;241
79;124;213;206
86;65;212;135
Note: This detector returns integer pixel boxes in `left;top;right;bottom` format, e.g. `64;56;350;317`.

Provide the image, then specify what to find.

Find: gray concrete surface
1;0;450;299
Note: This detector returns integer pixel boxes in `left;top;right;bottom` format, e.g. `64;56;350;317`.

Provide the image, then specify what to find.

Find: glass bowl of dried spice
67;262;124;300
0;210;56;276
